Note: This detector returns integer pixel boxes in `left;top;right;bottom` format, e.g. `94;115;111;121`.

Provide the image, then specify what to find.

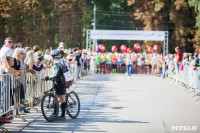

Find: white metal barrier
0;63;78;121
0;74;14;118
167;64;200;96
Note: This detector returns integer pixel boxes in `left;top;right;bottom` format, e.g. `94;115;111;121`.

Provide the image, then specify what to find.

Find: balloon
134;43;141;52
199;49;200;53
99;44;106;52
120;45;127;52
122;50;127;53
112;45;117;53
153;44;159;51
148;47;153;54
127;48;132;53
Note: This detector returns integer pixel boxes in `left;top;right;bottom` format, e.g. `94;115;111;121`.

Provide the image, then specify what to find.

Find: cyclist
44;49;67;121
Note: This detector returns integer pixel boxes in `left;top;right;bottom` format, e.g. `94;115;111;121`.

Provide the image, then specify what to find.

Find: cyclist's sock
61;102;67;117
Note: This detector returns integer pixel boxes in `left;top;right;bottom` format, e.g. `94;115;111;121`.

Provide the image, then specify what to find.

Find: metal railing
167;64;200;101
0;63;78;121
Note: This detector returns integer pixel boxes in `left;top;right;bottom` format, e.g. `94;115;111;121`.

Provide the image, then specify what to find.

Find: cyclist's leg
59;95;67;117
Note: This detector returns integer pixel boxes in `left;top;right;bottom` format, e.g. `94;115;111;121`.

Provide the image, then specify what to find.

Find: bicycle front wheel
66;91;80;119
41;93;59;122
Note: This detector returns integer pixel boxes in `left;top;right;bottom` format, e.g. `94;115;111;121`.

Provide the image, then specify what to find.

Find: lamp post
91;1;96;51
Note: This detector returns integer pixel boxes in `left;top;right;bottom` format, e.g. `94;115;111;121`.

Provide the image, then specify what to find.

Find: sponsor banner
90;30;166;41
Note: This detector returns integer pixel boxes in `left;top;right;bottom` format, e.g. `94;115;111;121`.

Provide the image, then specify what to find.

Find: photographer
33;51;44;74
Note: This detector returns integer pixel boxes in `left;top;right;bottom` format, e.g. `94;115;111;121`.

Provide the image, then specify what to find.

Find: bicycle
41;80;80;122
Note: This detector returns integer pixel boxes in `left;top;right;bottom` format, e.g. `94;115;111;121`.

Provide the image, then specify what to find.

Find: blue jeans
127;65;132;77
163;65;168;79
177;63;180;74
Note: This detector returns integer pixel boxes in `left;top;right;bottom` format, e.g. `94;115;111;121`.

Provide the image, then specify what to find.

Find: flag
95;40;99;53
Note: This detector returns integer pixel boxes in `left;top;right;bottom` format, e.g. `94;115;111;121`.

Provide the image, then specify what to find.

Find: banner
90;30;166;41
95;40;99;53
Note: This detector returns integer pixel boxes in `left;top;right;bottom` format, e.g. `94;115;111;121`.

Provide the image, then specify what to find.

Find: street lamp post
91;1;96;51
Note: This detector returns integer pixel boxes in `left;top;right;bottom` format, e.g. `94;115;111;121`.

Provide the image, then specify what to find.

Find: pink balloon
134;43;141;52
99;44;106;52
148;47;153;54
112;45;117;53
153;45;159;51
127;48;132;53
120;45;127;52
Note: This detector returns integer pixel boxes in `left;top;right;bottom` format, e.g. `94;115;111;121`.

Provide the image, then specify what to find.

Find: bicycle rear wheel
66;91;80;119
41;93;59;122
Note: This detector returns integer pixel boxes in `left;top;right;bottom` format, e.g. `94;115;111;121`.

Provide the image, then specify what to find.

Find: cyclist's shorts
96;63;100;65
55;81;66;95
106;63;111;66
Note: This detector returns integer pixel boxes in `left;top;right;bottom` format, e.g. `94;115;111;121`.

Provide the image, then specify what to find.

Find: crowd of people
0;36;200;122
0;37;84;123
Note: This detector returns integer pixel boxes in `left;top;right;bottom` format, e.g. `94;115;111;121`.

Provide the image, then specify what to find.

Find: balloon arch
86;30;169;55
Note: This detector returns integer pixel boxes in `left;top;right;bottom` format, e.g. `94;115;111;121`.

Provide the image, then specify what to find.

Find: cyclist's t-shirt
106;56;112;63
112;57;117;65
95;56;100;63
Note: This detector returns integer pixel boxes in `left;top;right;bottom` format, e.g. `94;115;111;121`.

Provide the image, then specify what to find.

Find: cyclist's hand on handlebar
44;76;49;81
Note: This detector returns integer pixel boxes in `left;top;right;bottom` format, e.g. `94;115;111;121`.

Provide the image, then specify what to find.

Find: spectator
152;54;159;75
193;52;199;67
75;50;82;80
33;45;40;53
25;47;32;52
58;42;64;51
175;47;183;74
0;37;14;62
14;40;24;48
163;55;169;78
126;54;132;79
12;48;26;114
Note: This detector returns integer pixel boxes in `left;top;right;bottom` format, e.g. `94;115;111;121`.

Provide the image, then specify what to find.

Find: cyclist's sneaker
56;116;66;121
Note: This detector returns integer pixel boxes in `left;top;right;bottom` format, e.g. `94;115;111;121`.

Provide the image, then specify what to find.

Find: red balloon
127;48;132;53
120;45;127;52
122;50;127;53
148;47;153;54
199;49;200;53
99;44;106;52
112;45;117;53
134;43;141;52
153;45;159;51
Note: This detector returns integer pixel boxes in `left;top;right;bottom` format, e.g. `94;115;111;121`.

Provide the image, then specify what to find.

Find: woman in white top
126;54;132;79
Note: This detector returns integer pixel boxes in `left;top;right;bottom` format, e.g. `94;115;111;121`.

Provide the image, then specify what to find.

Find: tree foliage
0;0;200;53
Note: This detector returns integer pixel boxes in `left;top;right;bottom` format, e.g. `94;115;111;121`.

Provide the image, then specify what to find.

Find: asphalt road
2;74;200;133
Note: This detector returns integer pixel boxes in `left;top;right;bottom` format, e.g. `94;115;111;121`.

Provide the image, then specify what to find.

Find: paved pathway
2;74;200;133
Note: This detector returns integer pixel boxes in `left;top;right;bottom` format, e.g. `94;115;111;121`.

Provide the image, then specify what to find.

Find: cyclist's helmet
50;49;60;57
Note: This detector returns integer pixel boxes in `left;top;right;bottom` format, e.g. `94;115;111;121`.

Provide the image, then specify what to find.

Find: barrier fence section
0;63;78;120
0;74;14;118
167;64;200;95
